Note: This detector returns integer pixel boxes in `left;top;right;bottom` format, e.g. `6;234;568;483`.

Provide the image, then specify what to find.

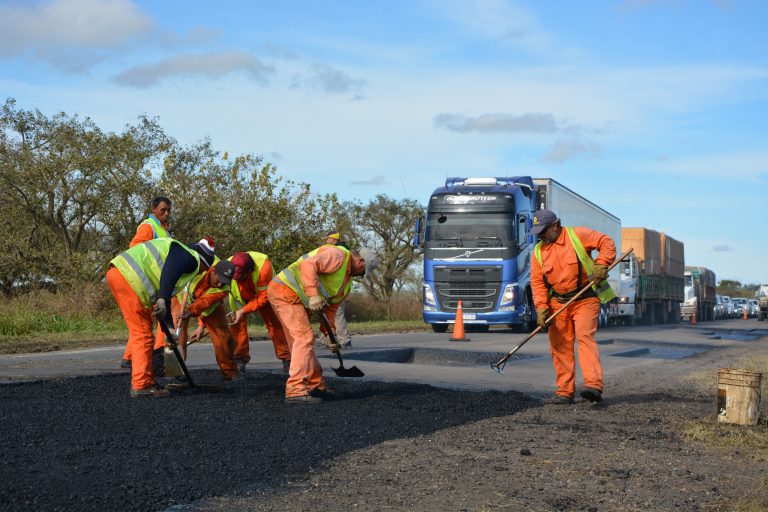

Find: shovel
157;318;221;392
491;248;633;374
318;307;364;378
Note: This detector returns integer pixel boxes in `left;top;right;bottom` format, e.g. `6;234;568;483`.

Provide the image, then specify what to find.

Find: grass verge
0;318;432;355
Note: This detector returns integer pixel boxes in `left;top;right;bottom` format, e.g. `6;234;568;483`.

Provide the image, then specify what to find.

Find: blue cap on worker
530;209;558;236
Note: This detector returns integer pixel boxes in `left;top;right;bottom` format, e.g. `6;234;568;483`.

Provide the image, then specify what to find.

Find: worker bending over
106;237;216;398
177;255;239;380
268;245;377;404
228;251;290;374
530;209;616;405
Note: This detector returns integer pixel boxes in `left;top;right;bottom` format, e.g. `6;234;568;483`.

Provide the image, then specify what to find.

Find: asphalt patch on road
0;371;534;511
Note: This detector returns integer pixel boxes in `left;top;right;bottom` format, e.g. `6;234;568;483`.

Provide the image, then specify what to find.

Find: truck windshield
426;212;513;246
684;275;692;287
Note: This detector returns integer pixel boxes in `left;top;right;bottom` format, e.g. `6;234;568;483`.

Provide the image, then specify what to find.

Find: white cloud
292;63;367;95
350;175;390;186
0;0;154;71
434;112;559;133
111;51;275;88
712;244;732;252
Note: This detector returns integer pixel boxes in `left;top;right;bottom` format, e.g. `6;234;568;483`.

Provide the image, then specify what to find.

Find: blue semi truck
413;177;621;332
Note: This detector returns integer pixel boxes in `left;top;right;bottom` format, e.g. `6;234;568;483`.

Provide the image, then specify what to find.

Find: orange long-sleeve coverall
229;258;290;364
122;219;176;362
178;267;238;379
267;246;347;398
531;226;616;398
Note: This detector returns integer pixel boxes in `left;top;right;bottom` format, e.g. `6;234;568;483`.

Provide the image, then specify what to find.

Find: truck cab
415;177;537;332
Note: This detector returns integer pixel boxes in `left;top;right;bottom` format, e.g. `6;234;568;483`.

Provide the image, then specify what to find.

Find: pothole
321;348;538;368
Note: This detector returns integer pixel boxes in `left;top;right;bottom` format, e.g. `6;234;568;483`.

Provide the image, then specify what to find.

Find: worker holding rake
530;209;616;405
268;244;377;404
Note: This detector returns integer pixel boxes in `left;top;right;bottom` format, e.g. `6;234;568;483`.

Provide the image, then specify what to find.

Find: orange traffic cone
449;300;470;342
743;305;748;320
691;307;697;324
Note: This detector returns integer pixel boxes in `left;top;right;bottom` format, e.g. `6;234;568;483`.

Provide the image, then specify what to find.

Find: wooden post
718;368;763;426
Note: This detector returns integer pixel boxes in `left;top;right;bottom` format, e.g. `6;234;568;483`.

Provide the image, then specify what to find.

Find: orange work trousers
122;296;181;361
106;266;157;391
547;296;603;398
267;281;328;398
230;303;290;363
179;306;238;379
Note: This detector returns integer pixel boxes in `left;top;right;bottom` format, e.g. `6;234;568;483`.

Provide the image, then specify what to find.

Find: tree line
0;98;423;316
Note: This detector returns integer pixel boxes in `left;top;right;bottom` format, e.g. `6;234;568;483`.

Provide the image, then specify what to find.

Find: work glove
308;295;324;311
536;307;551;328
180;308;192;320
592;264;609;281
153;298;168;320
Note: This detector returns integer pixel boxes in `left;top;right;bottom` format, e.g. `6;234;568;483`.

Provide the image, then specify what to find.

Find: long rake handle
491;248;634;372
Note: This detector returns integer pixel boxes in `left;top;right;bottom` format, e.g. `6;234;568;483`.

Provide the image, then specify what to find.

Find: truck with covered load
610;228;684;325
681;266;716;321
413;177;621;332
757;284;768;321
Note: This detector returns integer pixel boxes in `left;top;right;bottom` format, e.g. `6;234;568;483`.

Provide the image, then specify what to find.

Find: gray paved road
1;318;765;398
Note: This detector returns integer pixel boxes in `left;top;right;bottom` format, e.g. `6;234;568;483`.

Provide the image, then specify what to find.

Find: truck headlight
423;284;437;307
499;284;516;306
619;296;629;304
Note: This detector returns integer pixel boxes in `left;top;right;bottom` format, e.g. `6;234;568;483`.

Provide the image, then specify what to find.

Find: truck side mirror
412;216;425;249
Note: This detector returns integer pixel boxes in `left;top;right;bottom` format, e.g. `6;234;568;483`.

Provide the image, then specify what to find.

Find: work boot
580;387;603;403
120;359;131;369
545;395;574;405
284;394;323;404
282;359;291;374
129;386;170;398
235;358;247;374
225;372;244;382
310;386;335;399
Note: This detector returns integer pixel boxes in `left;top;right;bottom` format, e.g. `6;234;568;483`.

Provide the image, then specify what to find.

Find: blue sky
2;0;767;284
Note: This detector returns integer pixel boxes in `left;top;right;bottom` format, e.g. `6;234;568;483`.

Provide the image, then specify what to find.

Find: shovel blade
332;365;365;378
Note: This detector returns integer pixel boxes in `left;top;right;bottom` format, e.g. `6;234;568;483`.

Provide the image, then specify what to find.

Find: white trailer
532;178;621;327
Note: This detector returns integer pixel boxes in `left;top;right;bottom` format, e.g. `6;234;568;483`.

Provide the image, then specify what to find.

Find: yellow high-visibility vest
534;227;616;303
111;239;200;308
276;247;352;306
228;252;271;311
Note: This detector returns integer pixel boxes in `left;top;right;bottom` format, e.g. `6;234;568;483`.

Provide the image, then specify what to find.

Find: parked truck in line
681;266;716;321
610;228;684;325
413;177;620;332
757;284;768;321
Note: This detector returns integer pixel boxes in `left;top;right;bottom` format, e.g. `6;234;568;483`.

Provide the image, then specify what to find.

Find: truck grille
434;265;502;312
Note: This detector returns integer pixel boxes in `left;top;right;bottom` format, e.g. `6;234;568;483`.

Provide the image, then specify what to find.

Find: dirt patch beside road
1;339;766;511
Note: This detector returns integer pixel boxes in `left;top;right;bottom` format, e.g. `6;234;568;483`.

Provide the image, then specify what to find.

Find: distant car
714;295;725;320
732;297;749;318
721;295;736;318
750;299;759;317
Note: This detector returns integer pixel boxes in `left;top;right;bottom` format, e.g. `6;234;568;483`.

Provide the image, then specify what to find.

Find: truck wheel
431;324;448;333
759;313;765;322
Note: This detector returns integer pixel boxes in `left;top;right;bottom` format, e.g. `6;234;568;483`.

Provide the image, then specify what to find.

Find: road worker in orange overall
530;209;616;405
120;196;176;369
106;237;214;398
227;252;290;374
268;245;378;404
176;257;239;380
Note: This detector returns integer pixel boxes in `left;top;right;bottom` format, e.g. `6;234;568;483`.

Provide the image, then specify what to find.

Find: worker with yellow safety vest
227;251;290;374
121;196;175;369
267;245;377;404
106;237;224;397
176;257;239;380
529;209;616;405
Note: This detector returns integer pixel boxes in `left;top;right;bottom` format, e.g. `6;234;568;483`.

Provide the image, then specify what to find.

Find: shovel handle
491;248;633;373
158;317;195;387
317;307;344;365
